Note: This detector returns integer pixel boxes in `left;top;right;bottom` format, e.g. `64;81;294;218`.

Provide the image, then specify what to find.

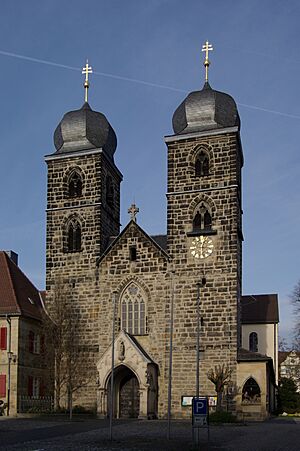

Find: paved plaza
0;416;299;450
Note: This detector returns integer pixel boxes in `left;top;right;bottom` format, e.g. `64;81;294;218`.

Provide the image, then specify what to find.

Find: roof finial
128;203;139;222
201;40;213;83
82;59;93;103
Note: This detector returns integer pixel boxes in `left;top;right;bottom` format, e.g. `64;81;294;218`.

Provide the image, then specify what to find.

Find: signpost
192;397;209;447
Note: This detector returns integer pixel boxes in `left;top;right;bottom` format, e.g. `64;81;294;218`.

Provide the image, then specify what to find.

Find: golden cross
201;40;213;83
82;60;93;103
128;203;139;222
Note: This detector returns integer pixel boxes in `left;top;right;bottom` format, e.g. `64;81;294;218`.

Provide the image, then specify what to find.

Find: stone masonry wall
45;149;121;409
165;131;243;417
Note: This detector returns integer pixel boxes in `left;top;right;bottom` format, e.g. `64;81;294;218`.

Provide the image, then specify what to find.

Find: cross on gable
128;203;139;222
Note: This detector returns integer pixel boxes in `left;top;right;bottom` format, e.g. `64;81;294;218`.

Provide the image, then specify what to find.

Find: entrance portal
107;365;140;418
119;371;140;418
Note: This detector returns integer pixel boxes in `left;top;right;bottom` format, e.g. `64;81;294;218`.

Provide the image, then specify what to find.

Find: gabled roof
0;251;44;321
97;220;169;265
241;294;279;324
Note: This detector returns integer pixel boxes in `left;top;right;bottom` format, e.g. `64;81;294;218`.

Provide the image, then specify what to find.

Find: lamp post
109;291;117;441
167;268;175;440
6;316;11;417
196;278;206;398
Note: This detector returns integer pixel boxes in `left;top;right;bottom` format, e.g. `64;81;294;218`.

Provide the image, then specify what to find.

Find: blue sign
192;397;208;416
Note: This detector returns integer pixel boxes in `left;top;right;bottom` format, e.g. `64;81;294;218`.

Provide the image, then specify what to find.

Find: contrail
0;49;299;119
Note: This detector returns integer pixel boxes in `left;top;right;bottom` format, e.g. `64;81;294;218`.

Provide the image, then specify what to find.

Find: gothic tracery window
242;378;261;404
68;171;82;198
66;219;82;252
195;151;209;177
193;203;212;232
249;332;258;352
121;283;146;335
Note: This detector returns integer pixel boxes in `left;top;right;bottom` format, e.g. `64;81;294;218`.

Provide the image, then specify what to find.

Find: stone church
44;56;277;420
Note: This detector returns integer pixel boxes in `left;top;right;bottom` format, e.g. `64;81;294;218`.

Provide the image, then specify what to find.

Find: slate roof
151;235;167;252
241;294;279;324
172;82;240;135
237;348;272;362
0;251;44;321
53;102;117;159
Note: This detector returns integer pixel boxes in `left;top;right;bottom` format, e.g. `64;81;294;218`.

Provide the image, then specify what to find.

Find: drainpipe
6;315;11;416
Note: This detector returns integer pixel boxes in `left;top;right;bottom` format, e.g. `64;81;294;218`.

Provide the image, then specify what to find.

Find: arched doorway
107;365;140;418
119;369;140;418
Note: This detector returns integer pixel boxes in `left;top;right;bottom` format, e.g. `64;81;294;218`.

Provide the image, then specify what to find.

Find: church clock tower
165;42;243;413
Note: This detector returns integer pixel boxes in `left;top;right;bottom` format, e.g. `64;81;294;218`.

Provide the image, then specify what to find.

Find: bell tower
165;43;243;413
45;62;122;296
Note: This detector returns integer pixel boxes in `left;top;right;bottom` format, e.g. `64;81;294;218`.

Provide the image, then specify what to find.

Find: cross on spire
82;60;93;103
128;203;139;222
201;40;213;83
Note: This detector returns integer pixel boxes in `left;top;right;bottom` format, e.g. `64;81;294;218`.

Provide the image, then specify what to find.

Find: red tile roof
0;251;44;320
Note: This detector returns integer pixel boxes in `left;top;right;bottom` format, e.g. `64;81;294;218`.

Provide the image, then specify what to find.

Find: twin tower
45;57;243;418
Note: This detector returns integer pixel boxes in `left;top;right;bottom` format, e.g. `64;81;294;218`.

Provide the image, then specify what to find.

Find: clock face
190;236;214;259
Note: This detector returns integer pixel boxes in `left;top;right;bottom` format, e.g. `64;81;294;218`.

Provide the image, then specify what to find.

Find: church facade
44;59;276;420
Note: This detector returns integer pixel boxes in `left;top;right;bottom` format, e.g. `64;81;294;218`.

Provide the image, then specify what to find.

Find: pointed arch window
66;219;82;252
68;171;82;198
249;332;258;352
193;203;212;232
242;377;261;404
120;283;147;335
195;151;209;177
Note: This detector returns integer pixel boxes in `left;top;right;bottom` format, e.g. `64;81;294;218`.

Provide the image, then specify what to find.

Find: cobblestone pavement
0;416;299;450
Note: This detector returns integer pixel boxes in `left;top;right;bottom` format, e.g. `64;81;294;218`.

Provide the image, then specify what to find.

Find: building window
29;331;41;354
68;171;82;198
242;378;261;404
28;376;40;397
195;151;209;177
66;219;82;252
0;327;7;350
0;374;6;397
193;203;212;232
129;246;137;261
121;283;147;335
106;175;114;207
249;332;258;352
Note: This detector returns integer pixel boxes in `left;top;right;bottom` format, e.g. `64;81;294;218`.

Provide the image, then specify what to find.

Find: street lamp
109;291;117;441
196;277;206;399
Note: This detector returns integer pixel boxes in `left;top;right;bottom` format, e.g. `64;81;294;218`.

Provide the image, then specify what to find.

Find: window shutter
0;327;7;350
29;331;34;353
28;376;33;396
0;374;6;397
41;335;45;354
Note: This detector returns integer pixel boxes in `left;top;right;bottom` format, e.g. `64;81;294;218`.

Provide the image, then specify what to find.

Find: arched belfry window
195;150;209;177
193;203;212;232
121;283;146;335
242;377;261;404
68;171;82;198
106;175;114;207
66;219;81;252
249;332;258;352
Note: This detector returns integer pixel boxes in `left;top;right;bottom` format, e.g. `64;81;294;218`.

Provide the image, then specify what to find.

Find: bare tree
291;281;300;350
207;364;232;412
43;280;93;418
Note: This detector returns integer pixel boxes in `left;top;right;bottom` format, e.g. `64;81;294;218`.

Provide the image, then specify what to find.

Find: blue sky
0;0;299;344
